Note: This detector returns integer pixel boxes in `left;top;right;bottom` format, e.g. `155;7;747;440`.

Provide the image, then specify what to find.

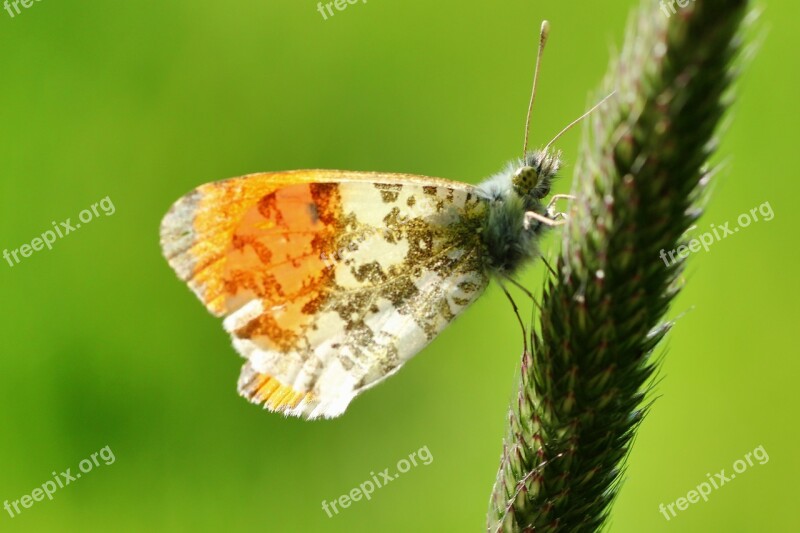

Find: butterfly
159;21;611;419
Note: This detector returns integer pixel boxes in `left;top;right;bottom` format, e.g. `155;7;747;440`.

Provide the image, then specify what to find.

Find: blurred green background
1;0;797;531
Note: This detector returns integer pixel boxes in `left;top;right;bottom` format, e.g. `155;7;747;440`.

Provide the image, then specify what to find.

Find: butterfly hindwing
160;170;489;419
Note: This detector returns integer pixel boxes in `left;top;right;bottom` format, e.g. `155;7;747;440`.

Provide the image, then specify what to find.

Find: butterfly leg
546;193;576;211
540;256;558;277
540;194;576;225
524;210;566;229
500;274;540;310
498;279;529;353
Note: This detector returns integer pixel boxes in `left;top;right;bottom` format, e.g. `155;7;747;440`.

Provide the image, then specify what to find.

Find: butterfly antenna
522;20;551;160
543;90;617;153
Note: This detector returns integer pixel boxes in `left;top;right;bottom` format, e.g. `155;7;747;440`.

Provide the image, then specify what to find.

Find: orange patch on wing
187;175;294;315
187;174;343;330
245;372;312;411
220;182;343;350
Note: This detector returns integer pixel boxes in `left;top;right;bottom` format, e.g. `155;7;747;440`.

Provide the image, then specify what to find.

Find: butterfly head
475;148;564;277
512;149;562;201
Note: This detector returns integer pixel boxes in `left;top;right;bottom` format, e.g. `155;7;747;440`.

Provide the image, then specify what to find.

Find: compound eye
512;166;540;194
